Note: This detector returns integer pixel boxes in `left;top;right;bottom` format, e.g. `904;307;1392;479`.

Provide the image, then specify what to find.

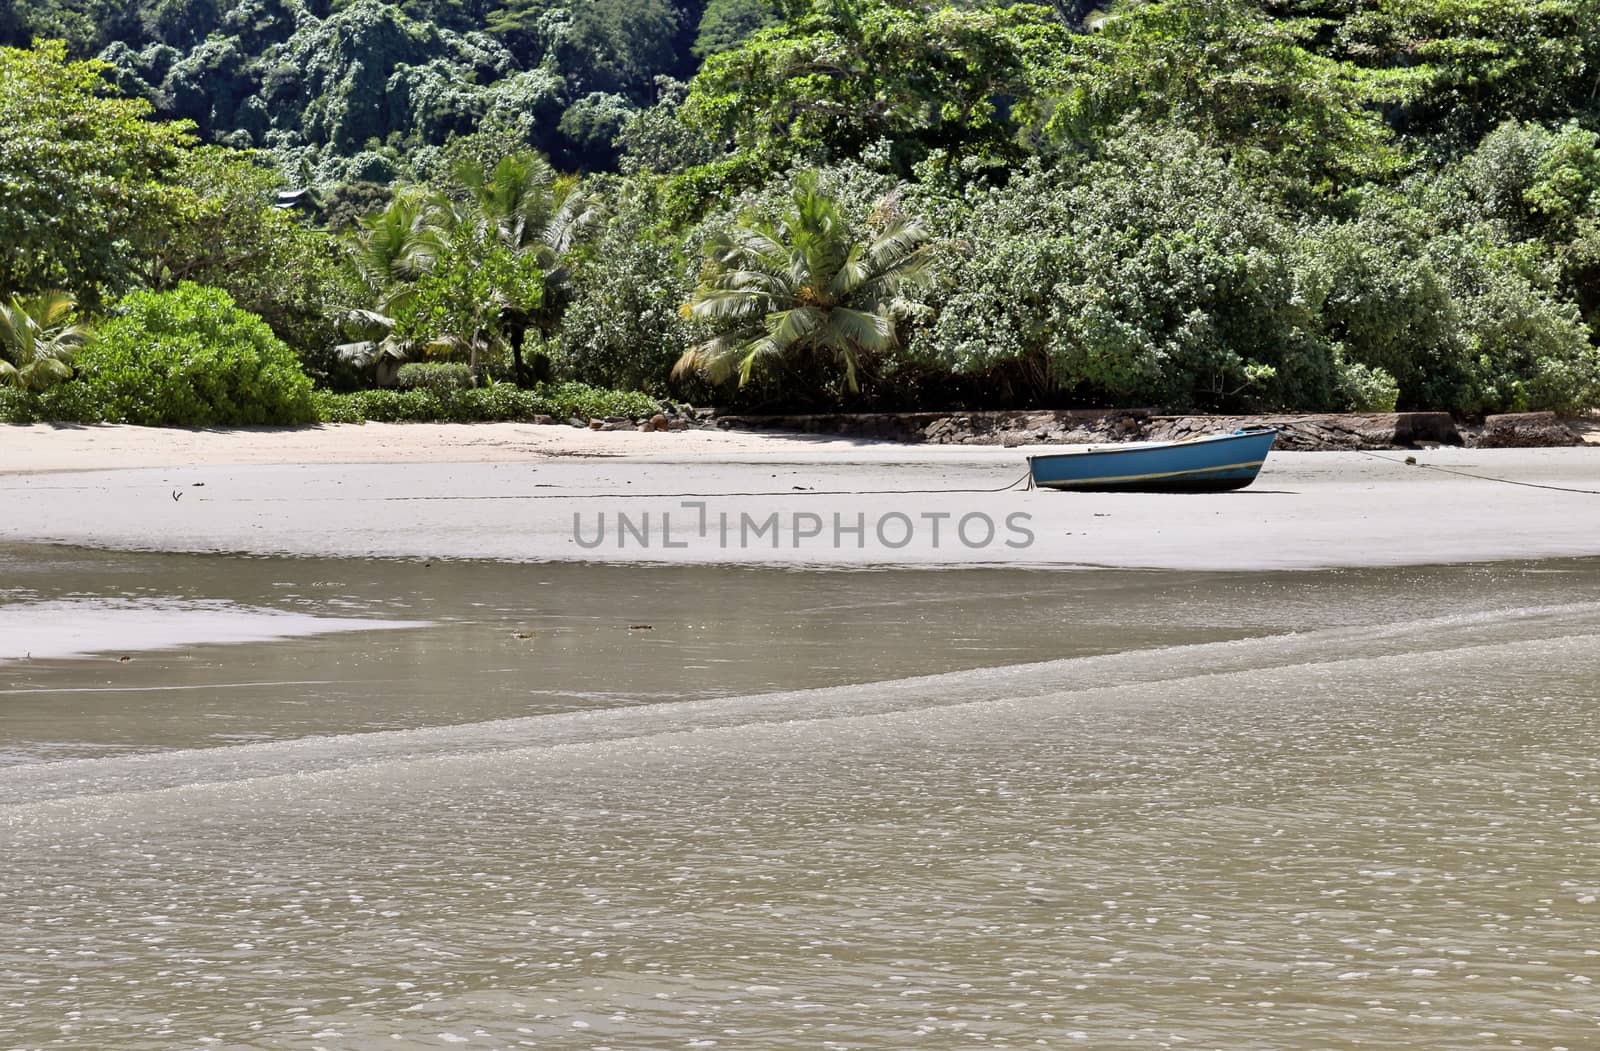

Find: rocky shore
703;408;1591;450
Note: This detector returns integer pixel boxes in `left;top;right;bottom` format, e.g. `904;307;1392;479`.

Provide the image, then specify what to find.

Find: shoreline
5;423;1600;570
4;416;1597;476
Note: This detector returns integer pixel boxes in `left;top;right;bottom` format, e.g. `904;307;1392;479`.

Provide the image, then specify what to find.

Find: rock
694;408;1469;450
588;418;604;430
636;421;653;431
1473;412;1583;448
1145;413;1460;450
568;417;587;428
667;418;689;431
531;414;556;425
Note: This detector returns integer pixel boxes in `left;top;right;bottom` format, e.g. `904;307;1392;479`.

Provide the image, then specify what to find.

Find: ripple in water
4;607;1600;1048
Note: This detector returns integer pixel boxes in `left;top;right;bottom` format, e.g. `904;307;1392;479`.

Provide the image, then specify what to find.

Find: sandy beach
4;421;1600;569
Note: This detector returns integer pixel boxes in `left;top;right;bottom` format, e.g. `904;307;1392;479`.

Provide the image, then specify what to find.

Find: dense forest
2;0;1599;424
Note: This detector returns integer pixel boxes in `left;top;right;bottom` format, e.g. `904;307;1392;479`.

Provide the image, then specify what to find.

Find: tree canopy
0;42;194;305
3;0;1598;418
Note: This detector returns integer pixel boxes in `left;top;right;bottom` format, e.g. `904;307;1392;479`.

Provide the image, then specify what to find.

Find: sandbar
3;422;1599;570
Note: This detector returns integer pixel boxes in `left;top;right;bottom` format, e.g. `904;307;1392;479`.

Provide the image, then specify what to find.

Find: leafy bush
0;43;196;307
0;373;127;422
1290;215;1470;410
1428;235;1600;413
0;386;35;422
1336;361;1401;413
74;283;317;425
557;180;694;392
1458;122;1600;243
916;133;1342;411
396;361;477;391
312;382;658;423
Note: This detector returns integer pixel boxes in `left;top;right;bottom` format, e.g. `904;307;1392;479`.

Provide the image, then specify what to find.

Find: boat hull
1028;429;1277;492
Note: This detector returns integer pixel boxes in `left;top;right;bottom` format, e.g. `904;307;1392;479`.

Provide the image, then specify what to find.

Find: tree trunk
509;324;528;386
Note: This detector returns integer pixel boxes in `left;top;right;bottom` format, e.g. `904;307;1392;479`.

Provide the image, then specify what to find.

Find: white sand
4;422;1600;570
0;421;867;472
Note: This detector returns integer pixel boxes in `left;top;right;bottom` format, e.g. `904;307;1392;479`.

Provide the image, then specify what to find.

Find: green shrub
0;381;106;423
75;284;317;426
312;382;659;423
1337;361;1401;413
1428;235;1600;413
0;386;37;422
1290;216;1470;410
395;362;477;392
916;133;1342;411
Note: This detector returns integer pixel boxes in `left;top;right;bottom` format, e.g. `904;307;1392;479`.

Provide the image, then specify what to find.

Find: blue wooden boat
1028;427;1278;492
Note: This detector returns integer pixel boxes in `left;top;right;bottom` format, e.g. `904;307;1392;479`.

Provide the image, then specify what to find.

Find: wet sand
12;546;1597;762
6;556;1600;1049
3;424;1600;569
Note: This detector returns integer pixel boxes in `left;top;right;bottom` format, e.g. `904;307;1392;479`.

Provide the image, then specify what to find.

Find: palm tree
448;153;605;383
346;188;448;315
339;189;450;380
0;290;90;391
675;173;935;393
451;152;605;259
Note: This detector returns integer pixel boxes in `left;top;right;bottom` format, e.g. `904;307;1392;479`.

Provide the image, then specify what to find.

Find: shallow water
3;547;1600;1048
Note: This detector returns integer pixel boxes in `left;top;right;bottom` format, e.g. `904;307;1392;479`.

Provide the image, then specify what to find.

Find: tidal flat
4;547;1600;1048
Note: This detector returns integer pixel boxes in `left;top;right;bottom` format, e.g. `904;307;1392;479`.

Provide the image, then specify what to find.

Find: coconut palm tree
0;290;90;391
450;152;606;259
338;189;452;381
346;188;448;314
675;172;936;393
447;153;605;383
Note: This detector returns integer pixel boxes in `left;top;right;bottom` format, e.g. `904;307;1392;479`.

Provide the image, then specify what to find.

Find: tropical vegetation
0;291;89;392
2;0;1599;423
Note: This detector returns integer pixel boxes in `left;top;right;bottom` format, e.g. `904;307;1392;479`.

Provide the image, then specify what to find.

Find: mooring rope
1358;449;1600;496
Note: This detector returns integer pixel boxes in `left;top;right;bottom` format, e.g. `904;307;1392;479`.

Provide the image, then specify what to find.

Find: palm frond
684;170;932;393
0;302;26;362
26;357;74;385
738;332;785;388
27;290;80;331
674;331;747;385
864;218;933;274
0;290;87;390
826;245;871;301
763;306;826;353
691;286;779;324
350;190;448;288
713;223;792;272
543;189;606;256
825;307;894;355
854;242;938;304
341;308;397;342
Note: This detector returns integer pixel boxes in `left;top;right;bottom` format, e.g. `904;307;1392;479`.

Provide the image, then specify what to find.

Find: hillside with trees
2;0;1599;422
